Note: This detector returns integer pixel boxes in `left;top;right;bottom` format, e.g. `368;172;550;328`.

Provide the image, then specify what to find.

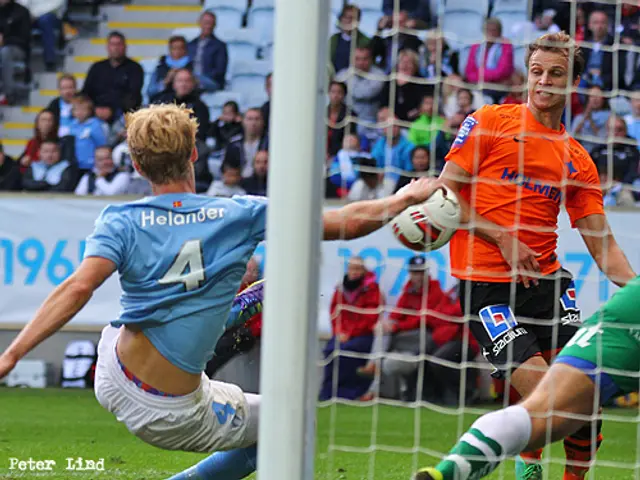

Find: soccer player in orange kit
416;32;635;480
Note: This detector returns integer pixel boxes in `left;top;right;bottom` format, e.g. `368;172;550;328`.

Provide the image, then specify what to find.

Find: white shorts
94;325;259;453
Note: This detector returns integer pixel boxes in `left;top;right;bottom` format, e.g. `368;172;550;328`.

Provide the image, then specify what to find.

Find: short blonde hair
526;31;584;80
125;104;198;185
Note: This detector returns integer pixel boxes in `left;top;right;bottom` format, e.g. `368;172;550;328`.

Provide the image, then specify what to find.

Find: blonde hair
526;31;584;80
125;104;198;185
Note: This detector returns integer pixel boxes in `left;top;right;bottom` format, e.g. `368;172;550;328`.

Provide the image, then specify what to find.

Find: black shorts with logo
459;268;581;377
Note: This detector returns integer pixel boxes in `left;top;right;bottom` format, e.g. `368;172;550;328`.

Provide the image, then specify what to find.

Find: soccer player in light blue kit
0;104;436;480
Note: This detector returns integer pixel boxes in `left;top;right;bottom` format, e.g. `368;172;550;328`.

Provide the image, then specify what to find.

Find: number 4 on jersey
158;240;205;291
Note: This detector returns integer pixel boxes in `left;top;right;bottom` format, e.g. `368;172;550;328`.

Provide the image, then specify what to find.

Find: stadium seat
495;12;530;40
443;0;490;17
260;42;273;62
230;59;272;98
201;90;244;109
513;45;526;74
171;27;200;43
217;28;260;63
331;0;345;17
356;9;380;38
203;0;247;29
442;11;485;51
491;0;528;16
243;92;269;111
246;0;275;43
140;58;159;75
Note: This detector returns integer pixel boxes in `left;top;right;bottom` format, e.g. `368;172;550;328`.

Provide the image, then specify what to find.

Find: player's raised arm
322;177;437;241
0;257;115;379
574;214;635;287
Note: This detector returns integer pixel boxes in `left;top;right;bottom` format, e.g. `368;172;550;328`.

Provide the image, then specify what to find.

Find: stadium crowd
1;0;640;205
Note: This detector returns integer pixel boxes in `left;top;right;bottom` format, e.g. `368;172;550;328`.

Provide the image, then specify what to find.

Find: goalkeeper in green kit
415;276;640;480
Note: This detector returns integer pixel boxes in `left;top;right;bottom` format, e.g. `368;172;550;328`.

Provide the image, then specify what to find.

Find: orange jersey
445;104;604;282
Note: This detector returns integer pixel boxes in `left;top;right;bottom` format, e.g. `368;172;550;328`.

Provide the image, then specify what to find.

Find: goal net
318;0;640;478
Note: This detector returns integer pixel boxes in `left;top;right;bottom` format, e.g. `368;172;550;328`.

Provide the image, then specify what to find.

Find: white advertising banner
1;197;640;332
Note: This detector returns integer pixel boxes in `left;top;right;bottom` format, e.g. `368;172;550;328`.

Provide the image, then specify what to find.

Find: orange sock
520;448;543;463
563;432;603;479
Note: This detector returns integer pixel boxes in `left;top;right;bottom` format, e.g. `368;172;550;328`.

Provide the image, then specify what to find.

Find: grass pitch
0;388;639;479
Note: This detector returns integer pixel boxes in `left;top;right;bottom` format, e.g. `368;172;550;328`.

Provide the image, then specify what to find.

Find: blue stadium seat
513;45;526;74
203;0;248;30
491;0;528;16
230;59;272;98
171;27;200;42
442;11;485;51
357;9;380;38
217;28;260;64
444;0;489;17
247;0;275;43
331;0;345;17
201;90;245;109
243;91;269;111
140;58;159;75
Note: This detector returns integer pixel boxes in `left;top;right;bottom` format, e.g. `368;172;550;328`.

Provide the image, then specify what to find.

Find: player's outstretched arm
575;213;636;287
322;177;437;241
0;257;115;379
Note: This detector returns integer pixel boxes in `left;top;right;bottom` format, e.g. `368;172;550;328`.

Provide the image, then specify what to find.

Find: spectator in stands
454;88;476;116
260;73;272;133
624;95;640;150
22;139;77;192
395;145;430;192
75;145;130;196
621;19;640;92
371;10;421;73
407;93;444;147
572;86;610;153
358;256;478;404
329;4;370;74
335;47;385;135
442;75;485;118
591;115;640;189
581;10;623;92
19;109;58;170
241;150;268;196
0;142;21;191
46;74;77;137
575;6;587;42
319;256;381;401
434;111;465;166
380;49;427;122
327;133;366;198
371;107;414;186
94;103;126;147
327;81;358;158
500;72;526;105
419;31;459;79
207;160;246;197
209;101;243;152
347;155;388;201
70;94;108;173
151;69;209;142
465;18;514;104
111;136;152;196
147;35;193;100
188;11;227;92
224;108;268;178
510;9;561;42
19;0;63;72
0;0;31;105
82;31;144;115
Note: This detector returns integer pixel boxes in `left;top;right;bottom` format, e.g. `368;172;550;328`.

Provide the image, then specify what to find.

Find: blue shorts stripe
554;355;620;404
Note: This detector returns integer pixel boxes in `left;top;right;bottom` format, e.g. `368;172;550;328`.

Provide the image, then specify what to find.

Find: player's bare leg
413;364;597;480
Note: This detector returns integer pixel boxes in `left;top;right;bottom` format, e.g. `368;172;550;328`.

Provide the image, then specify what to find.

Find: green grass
0;388;639;479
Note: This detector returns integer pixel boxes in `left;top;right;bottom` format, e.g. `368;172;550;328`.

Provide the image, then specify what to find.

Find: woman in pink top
465;18;514;103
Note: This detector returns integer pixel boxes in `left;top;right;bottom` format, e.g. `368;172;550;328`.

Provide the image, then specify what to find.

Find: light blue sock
167;445;257;480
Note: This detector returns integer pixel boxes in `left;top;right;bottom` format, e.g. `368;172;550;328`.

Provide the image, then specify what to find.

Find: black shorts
459;268;581;377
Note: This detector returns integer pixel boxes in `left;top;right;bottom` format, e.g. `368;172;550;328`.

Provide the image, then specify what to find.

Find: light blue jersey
84;193;267;374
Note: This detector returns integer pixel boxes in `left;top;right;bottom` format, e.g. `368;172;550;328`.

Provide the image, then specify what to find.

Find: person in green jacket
329;4;370;73
407;92;445;146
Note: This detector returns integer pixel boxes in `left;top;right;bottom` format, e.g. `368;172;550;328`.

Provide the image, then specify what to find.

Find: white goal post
257;0;330;479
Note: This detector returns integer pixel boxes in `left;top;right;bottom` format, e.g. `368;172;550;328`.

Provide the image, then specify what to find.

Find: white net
320;0;640;478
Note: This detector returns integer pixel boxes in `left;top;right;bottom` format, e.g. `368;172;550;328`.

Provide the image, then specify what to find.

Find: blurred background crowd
1;0;640;206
